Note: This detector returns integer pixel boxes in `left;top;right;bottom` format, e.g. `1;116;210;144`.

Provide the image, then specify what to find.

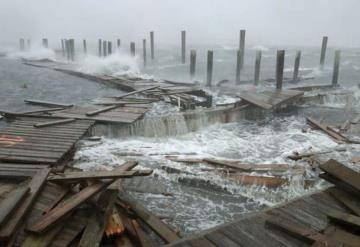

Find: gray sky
0;0;359;47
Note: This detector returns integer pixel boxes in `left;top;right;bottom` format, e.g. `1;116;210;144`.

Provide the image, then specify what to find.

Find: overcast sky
0;0;359;47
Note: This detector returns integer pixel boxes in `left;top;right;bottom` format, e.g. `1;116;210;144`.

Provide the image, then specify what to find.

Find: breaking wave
7;47;56;61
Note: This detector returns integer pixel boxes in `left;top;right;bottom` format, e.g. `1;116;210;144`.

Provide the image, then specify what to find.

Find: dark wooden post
83;39;87;54
254;50;262;85
276;50;285;90
27;39;31;50
42;38;48;48
235;50;242;85
130;42;135;57
70;39;75;61
61;39;65;57
320;36;328;70
19;39;25;51
181;30;186;64
117;39;121;49
65;39;71;61
206;50;214;87
239;29;246;69
103;40;107;57
190;50;196;80
332;50;341;87
293;51;301;81
107;41;112;55
143;39;147;67
150;31;154;59
98;39;102;57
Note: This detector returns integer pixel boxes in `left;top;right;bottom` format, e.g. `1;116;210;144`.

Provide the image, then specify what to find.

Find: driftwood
113;86;159;99
24;99;73;108
306;117;349;143
224;173;288;188
287;147;347;161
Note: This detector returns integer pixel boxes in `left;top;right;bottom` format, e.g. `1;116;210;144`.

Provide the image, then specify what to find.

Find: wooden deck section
238;89;304;110
0;116;94;165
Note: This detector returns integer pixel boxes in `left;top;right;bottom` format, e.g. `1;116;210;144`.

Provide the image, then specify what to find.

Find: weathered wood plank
328;187;360;216
34;118;76;128
327;210;360;229
24;99;73;108
0;185;29;226
307;118;348;143
85;105;118;116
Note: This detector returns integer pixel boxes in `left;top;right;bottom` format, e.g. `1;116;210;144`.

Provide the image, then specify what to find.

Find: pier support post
117;39;121;49
181;30;186;64
239;30;246;69
27;39;31;51
332;50;341;87
320;36;328;70
293;51;301;82
150;31;154;59
143;39;147;67
130;42;135;57
206;50;214;87
70;39;75;61
235;50;242;85
254;50;262;85
61;39;65;57
108;41;112;55
42;38;48;49
190;50;196;80
276;50;285;90
98;39;102;57
83;39;87;55
103;40;107;57
19;38;25;51
65;39;70;61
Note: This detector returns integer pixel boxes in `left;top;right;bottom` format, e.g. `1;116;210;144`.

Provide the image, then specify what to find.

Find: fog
0;0;359;47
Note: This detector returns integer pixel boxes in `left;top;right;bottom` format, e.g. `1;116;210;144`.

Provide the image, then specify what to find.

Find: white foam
252;45;270;52
7;47;56;61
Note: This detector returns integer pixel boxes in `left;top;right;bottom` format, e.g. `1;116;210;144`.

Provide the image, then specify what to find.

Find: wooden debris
33;118;76;128
324;225;360;247
105;209;125;237
0;185;29;226
225;173;288;188
327;210;360;229
328;188;360;216
131;220;157;247
351;157;360;164
307;117;349;143
287;147;347;161
85;105;118;116
351;115;360;124
340;120;350;132
21;222;64;247
113;86;159;99
24;99;73;108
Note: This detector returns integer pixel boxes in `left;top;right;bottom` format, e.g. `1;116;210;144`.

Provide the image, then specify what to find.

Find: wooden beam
327;210;360;229
24;99;73;108
85;105;118;116
306;117;348;143
34;118;76;128
0;185;29;226
114;86;159;99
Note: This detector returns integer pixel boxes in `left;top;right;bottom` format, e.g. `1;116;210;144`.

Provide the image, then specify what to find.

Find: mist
0;0;359;47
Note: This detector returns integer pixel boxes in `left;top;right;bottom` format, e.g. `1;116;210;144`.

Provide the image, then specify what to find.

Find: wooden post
42;38;48;49
181;30;186;64
27;39;31;50
98;39;102;57
320;36;328;70
142;39;147;67
70;39;75;61
19;39;25;51
254;50;262;85
130;42;135;57
235;50;242;85
107;41;112;55
206;50;213;87
239;29;246;69
117;39;121;49
190;50;196;80
332;50;341;87
61;39;65;57
276;50;285;90
150;31;154;59
65;39;71;61
103;40;107;57
293;51;301;81
83;39;87;54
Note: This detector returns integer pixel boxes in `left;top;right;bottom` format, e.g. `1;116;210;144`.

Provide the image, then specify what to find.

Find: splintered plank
0;185;29;226
118;193;180;243
225;173;288;188
24;99;73;108
328;188;360;216
78;189;118;247
47;169;153;182
327;210;360;229
0;168;50;240
307;118;348;143
33;118;76;128
85;105;118;116
320;159;360;195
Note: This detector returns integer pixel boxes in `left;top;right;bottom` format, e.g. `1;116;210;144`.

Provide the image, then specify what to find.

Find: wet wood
0;185;29;226
24;99;73;108
328;187;360;216
225;173;288;188
307;117;348;143
85;105;118;116
327;210;360;229
34;118;76;128
131;219;157;247
324;225;360;247
105;209;125;237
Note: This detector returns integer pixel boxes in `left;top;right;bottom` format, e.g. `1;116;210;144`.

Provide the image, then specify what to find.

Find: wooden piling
19;39;25;51
61;39;65;57
98;39;102;57
130;42;135;57
206;50;214;87
65;39;71;61
190;50;196;80
42;38;48;49
117;39;121;49
150;31;154;59
293;51;301;81
142;39;147;67
27;39;31;50
332;50;341;87
320;36;328;70
254;50;262;85
103;40;107;57
70;39;75;61
83;39;87;54
235;50;242;85
276;50;285;90
181;31;186;64
239;30;246;69
108;41;112;55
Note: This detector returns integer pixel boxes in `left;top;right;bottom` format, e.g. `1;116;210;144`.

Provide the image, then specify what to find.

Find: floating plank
327;210;360;229
118;193;181;243
0;168;50;240
47;169;153;182
24;99;73;108
0;185;29;226
307;118;348;143
225;173;288;188
85;105;118;116
33;118;76;128
113;86;159;99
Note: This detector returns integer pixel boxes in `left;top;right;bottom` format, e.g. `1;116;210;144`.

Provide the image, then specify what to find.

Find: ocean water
1;41;360;235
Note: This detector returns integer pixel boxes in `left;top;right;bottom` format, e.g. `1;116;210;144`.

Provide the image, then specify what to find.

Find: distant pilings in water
42;38;48;48
150;31;154;59
143;39;147;67
117;39;121;49
64;39;75;61
320;36;328;70
293;51;301;82
332;50;341;87
181;30;186;64
98;39;102;57
235;50;242;85
61;39;65;57
206;50;214;87
254;50;262;85
239;29;246;69
276;50;285;90
83;39;87;54
190;50;196;80
103;40;107;57
19;38;25;51
130;42;136;57
107;41;112;55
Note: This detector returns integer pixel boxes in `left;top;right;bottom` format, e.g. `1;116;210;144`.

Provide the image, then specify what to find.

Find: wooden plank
225;173;288;188
320;159;360;194
204;231;239;247
113;86;159;99
324;225;360;246
328;187;360;216
307;118;348;143
85;105;118;116
131;219;157;247
21;223;64;247
0;185;29;226
24;99;73;108
78;189;118;247
118;193;180;243
239;92;273;109
47;170;153;182
0;170;38;178
327;210;360;229
34;118;76;128
0;168;50;240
